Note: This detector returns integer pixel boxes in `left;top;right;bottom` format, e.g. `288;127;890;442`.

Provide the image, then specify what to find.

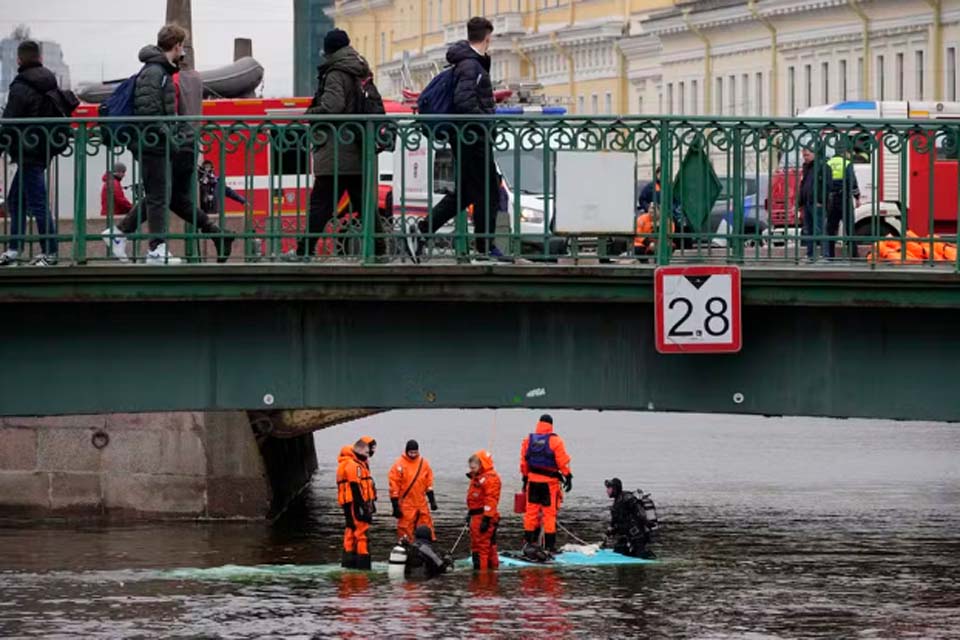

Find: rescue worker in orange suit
336;438;376;570
389;439;439;541
359;435;378;515
466;449;501;570
520;414;572;556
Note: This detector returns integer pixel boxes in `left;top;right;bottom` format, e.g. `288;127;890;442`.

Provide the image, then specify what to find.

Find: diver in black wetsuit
602;478;656;559
404;525;453;579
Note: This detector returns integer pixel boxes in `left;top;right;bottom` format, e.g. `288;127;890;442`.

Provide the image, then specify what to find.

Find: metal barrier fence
1;113;959;268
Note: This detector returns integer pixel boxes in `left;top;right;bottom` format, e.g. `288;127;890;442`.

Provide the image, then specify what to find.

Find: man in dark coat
296;29;385;258
106;24;233;264
602;478;654;559
0;40;60;266
407;17;500;261
796;147;832;260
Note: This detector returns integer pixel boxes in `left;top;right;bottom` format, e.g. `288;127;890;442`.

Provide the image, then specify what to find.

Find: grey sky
0;0;295;96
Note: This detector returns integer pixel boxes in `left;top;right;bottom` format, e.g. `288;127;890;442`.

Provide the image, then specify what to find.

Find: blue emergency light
495;106;568;115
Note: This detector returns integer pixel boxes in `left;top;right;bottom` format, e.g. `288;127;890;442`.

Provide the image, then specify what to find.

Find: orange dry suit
520;418;572;551
467;449;502;570
389;453;436;541
336;444;376;570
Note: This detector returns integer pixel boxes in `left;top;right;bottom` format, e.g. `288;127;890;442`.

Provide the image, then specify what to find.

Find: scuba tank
387;544;407;580
636;490;659;531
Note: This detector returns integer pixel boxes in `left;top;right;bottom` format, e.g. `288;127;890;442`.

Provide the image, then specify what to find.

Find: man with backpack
101;24;234;264
0;40;74;266
406;17;500;262
297;28;386;259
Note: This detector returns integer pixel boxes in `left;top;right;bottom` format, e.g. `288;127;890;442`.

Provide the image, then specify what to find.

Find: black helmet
604;478;623;496
414;525;432;541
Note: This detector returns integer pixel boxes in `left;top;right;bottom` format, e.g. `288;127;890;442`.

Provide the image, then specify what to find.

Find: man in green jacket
103;24;233;264
296;29;385;258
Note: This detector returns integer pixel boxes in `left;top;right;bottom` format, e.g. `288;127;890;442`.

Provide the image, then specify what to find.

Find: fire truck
768;100;960;240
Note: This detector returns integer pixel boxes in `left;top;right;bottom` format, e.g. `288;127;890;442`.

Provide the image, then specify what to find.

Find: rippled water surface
2;410;959;639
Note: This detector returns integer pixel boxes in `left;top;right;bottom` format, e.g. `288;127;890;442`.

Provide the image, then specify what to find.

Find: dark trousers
298;174;385;257
6;164;56;254
418;134;499;254
826;192;856;258
129;149;218;249
800;204;825;258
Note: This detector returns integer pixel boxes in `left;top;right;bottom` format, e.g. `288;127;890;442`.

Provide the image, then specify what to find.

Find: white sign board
554;151;635;234
655;266;742;354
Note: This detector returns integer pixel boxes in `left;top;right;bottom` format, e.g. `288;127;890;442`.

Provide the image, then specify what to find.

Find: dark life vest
525;433;558;472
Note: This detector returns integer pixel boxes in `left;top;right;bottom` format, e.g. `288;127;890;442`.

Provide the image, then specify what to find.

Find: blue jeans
6;165;57;254
801;205;824;258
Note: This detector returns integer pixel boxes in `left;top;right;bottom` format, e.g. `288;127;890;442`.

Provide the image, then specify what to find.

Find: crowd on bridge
335;414;655;578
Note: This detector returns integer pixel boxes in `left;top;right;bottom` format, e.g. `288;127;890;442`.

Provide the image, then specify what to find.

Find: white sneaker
101;226;129;263
146;243;183;265
0;249;18;266
29;254;56;266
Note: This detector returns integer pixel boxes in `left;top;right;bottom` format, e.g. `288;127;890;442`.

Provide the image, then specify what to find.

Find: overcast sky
0;0;295;96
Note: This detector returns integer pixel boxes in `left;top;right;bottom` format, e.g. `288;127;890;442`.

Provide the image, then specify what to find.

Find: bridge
2;112;959;519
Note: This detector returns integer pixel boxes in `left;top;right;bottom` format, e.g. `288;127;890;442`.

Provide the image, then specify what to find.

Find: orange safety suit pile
466;449;501;570
389;445;436;542
519;415;572;552
868;230;958;263
336;442;377;570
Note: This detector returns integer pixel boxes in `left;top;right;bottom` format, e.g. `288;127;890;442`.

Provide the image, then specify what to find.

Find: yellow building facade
330;0;674;114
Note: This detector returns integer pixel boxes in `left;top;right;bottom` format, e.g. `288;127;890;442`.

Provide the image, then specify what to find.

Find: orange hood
472;449;495;474
338;444;362;464
535;420;554;434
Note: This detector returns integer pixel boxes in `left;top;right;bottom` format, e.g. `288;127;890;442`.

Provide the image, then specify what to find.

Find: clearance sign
654;266;742;354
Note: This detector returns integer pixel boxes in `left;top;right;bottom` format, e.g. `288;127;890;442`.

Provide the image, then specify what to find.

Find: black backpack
355;75;396;154
14;77;79;156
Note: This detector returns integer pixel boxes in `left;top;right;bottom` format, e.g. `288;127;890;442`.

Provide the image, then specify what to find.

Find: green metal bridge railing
2;113;959;268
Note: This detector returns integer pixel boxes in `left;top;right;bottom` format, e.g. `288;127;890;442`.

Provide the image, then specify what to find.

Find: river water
1;410;959;639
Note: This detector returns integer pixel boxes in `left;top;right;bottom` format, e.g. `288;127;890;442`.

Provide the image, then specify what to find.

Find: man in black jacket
796;147;832;260
0;40;60;266
408;17;500;261
105;24;233;264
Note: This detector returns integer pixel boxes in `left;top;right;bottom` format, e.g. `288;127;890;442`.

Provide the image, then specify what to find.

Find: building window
677;83;684;115
949;47;957;102
877;55;885;100
916;50;925;100
840;60;847;101
637;95;643;115
438;0;444;27
605;91;613;114
691;79;698;115
896;53;904;100
658;92;663;113
742;73;750;115
804;64;811;108
716;77;723;115
821;62;829;103
857;57;864;98
788;66;795;115
666;83;673;113
380;32;386;63
592;94;598;115
755;71;763;115
729;75;736;114
578;95;585;114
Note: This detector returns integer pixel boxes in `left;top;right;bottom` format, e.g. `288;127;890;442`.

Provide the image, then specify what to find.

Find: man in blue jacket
407;17;500;260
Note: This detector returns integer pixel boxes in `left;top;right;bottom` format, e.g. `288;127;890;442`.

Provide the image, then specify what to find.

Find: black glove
479;516;492;533
355;500;371;523
464;513;471;524
427;491;438;511
522;476;528;492
391;498;401;519
343;503;356;530
563;474;573;493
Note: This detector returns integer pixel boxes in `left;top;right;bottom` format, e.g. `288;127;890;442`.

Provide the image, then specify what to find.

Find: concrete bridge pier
0;411;326;520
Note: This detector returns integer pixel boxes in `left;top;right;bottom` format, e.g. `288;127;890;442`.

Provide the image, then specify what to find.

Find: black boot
355;554;372;571
341;551;357;569
205;225;235;263
523;530;536;544
472;552;481;570
545;533;557;554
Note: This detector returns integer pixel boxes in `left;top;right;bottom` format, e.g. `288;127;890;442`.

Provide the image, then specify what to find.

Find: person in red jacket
520;414;572;556
466;449;501;570
100;163;135;262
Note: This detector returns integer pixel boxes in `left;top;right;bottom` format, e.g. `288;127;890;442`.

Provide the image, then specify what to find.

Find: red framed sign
654;266;742;354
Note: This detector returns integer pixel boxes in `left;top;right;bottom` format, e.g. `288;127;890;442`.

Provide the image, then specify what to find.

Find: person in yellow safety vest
825;152;861;259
